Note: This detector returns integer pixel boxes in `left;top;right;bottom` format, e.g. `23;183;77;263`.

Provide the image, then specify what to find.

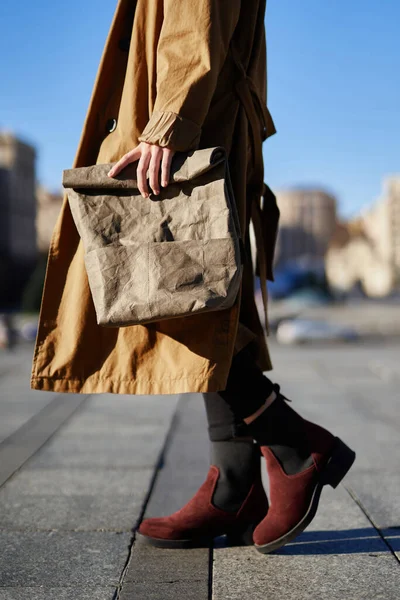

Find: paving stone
120;394;210;600
86;392;178;414
14;393;179;445
346;470;400;530
144;394;209;518
123;540;209;585
0;394;51;408
0;393;90;490
0;588;114;599
289;484;378;532
45;412;178;443
214;475;397;598
0;398;55;443
58;411;168;434
0;467;153;531
307;418;399;474
0;494;144;532
0;418;29;444
213;547;400;600
0;380;49;404
0;532;131;587
26;426;167;469
42;420;164;442
1;466;152;496
120;581;206;600
66;394;179;427
0;353;180;594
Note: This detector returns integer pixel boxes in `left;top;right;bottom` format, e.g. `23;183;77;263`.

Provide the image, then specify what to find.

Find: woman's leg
137;353;270;547
138;342;355;550
216;343;314;474
202;392;261;512
218;344;356;553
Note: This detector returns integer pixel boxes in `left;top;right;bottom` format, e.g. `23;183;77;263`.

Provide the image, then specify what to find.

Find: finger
149;146;163;195
107;147;140;177
161;149;175;187
137;150;151;198
107;146;141;177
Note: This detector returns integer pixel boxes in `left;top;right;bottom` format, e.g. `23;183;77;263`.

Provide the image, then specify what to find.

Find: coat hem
30;373;229;396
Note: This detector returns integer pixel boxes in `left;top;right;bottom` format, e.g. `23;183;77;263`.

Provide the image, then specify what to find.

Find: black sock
210;439;260;512
245;388;314;475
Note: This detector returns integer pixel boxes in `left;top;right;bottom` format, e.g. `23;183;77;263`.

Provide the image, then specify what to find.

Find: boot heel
226;523;255;546
321;437;356;489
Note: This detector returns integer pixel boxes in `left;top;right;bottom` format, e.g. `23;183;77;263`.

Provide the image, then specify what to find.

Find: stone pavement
0;340;399;599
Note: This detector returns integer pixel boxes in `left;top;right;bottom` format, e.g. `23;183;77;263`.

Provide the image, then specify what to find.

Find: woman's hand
107;142;175;198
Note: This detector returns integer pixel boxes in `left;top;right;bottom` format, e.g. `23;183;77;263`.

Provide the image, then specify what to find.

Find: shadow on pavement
215;527;400;555
273;528;400;555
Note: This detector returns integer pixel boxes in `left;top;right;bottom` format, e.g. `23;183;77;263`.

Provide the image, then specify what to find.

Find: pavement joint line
0;527;137;534
113;395;184;600
208;543;214;600
344;484;400;564
0;393;91;489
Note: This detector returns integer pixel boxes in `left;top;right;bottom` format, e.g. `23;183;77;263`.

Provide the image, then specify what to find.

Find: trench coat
31;0;278;395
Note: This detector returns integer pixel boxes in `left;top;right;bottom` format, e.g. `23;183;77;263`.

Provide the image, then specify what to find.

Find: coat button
118;36;131;52
261;125;268;141
106;118;117;133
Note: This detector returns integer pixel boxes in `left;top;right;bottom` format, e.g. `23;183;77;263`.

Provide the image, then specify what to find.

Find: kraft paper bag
62;147;243;327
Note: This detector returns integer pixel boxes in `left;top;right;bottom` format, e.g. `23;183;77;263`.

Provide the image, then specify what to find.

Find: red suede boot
253;420;356;554
138;465;269;548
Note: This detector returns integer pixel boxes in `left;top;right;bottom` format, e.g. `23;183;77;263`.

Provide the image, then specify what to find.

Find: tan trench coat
31;0;277;395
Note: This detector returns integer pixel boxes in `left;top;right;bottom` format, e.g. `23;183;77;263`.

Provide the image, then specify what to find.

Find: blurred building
326;221;394;298
0;130;38;308
0;131;37;260
326;176;400;297
274;188;337;266
19;185;63;313
36;184;63;252
362;177;400;281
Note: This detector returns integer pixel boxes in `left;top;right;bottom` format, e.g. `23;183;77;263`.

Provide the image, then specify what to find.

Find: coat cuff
138;110;202;152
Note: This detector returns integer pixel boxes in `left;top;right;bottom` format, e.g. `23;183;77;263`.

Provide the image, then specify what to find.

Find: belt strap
230;43;272;334
251;194;270;335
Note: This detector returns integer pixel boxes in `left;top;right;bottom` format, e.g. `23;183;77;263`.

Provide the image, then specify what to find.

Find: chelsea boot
253;419;356;553
137;465;269;548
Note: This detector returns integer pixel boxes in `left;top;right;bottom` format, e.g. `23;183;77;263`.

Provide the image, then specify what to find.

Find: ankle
244;390;277;425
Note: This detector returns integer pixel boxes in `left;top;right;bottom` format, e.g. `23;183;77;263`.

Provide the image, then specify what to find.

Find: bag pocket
84;238;242;326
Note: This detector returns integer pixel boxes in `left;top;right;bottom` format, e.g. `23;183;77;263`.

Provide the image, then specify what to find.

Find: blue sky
0;1;398;217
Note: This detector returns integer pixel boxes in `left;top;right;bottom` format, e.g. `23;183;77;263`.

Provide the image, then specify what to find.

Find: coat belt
230;43;276;335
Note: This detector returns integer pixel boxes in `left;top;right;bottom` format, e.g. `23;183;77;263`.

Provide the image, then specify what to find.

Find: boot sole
136;522;256;549
255;437;356;555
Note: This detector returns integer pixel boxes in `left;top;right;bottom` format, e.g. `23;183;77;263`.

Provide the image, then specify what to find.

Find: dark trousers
203;344;275;441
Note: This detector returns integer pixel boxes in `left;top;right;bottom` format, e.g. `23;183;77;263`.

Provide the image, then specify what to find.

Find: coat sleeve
138;0;241;152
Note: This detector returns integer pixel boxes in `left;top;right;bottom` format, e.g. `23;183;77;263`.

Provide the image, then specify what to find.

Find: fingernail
142;193;148;198
162;180;168;187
